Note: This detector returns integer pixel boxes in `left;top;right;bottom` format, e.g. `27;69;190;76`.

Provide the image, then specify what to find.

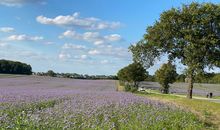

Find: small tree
47;70;56;77
117;62;147;91
155;62;177;94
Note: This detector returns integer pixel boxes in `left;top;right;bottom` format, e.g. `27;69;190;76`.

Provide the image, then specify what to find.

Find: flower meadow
0;76;205;129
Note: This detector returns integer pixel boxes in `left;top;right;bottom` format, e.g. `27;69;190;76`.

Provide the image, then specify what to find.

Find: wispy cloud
0;27;14;33
59;30;122;45
88;49;100;55
7;34;44;41
62;43;86;50
0;0;46;7
36;12;122;30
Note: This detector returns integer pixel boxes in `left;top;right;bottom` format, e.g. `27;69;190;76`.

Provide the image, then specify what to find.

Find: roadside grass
136;91;220;129
213;96;220;99
116;82;216;129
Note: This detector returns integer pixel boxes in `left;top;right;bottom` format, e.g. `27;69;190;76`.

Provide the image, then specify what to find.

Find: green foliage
176;74;186;82
155;63;177;94
117;62;147;89
145;74;156;82
36;72;117;80
124;84;131;92
195;73;220;84
47;70;56;77
0;59;32;75
130;2;220;98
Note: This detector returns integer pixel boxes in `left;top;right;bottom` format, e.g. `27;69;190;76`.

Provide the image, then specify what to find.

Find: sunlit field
0;76;206;129
140;82;220;97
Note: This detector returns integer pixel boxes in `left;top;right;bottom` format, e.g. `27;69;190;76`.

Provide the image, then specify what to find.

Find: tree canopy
155;62;177;94
117;62;147;88
0;59;32;75
47;70;56;77
130;2;220;98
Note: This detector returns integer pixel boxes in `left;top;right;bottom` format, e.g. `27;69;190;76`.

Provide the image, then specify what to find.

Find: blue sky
0;0;219;75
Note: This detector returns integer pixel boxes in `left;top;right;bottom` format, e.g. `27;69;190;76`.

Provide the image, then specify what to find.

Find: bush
124;84;131;92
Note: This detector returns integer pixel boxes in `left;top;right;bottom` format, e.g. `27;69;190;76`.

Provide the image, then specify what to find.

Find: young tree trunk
187;72;194;99
134;81;139;88
164;85;169;94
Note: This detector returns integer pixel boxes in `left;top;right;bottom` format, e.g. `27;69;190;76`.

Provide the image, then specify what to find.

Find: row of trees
0;59;32;75
34;70;118;80
129;2;220;99
117;62;177;94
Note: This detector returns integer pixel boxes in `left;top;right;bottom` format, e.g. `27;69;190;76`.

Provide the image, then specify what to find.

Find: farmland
140;82;220;97
0;76;207;129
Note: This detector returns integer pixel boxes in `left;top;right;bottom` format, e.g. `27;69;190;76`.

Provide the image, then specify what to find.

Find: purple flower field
0;76;116;103
0;76;205;129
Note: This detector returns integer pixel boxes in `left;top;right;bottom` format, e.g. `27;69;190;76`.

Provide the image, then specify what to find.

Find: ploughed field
0;76;206;129
141;82;220;96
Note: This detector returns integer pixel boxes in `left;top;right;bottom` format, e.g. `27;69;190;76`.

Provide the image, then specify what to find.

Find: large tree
130;2;220;98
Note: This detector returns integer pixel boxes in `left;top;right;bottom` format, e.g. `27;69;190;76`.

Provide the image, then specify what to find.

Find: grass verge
136;91;220;129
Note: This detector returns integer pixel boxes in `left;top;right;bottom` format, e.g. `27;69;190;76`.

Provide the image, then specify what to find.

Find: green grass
136;91;220;129
213;96;220;99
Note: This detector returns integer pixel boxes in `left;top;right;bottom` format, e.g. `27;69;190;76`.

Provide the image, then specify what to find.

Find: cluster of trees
195;73;220;84
117;62;148;92
176;72;220;84
34;70;118;80
117;62;178;94
129;2;220;99
0;59;32;75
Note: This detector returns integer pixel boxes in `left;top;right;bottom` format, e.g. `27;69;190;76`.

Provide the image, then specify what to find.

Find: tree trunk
134;81;139;88
187;72;194;99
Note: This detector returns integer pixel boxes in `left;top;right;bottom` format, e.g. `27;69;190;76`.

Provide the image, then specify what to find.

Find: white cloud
62;43;86;50
59;53;71;60
89;45;131;59
44;42;54;45
36;12;122;30
101;60;109;64
0;0;45;7
7;34;44;41
0;27;14;33
104;34;122;42
88;49;100;55
80;55;88;60
60;30;122;45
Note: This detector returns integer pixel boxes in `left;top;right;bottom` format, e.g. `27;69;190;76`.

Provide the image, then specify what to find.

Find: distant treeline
34;70;118;80
176;73;220;84
146;73;220;84
0;59;32;75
